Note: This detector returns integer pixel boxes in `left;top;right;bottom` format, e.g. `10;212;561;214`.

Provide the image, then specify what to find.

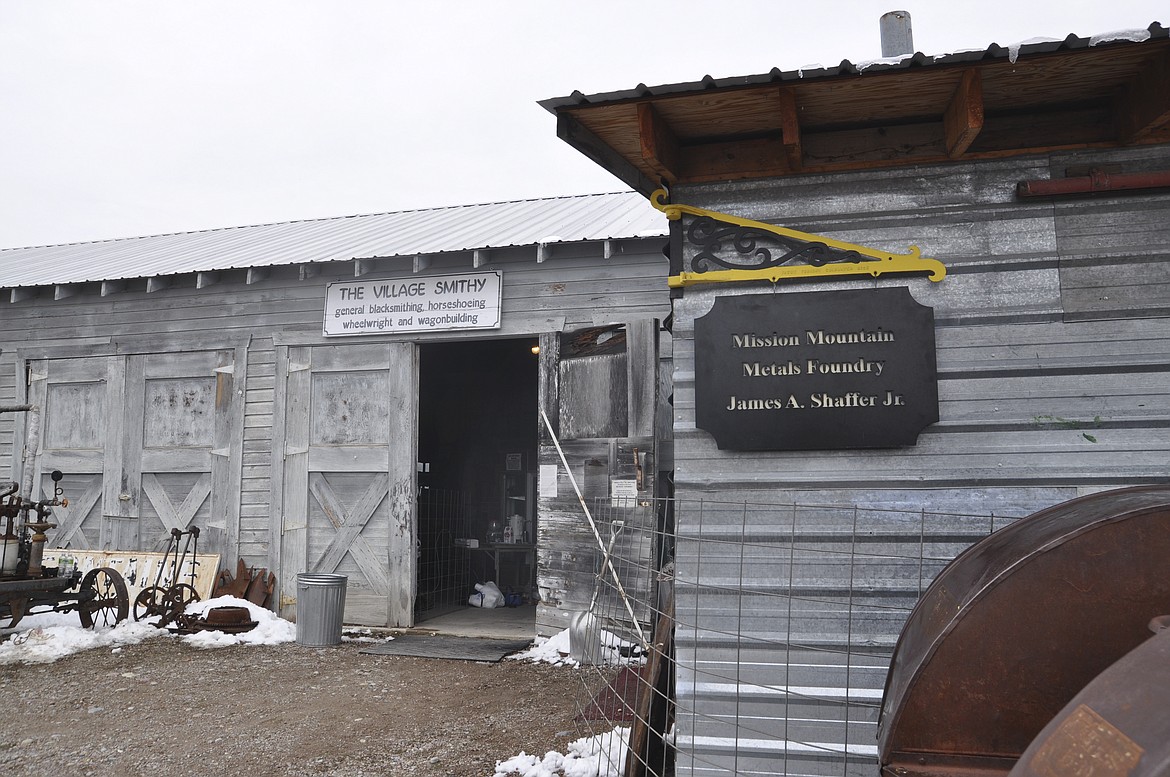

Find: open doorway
416;337;539;625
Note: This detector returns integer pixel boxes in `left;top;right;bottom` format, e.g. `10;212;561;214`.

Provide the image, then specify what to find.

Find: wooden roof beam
196;271;219;289
473;248;490;268
944;69;984;158
1116;48;1170;143
100;280;126;297
638;103;681;183
778;88;803;171
146;277;169;293
246;267;269;285
10;287;37;303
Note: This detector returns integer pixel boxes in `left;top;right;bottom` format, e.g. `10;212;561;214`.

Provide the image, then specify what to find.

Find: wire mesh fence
415;487;474;618
566;496;1024;777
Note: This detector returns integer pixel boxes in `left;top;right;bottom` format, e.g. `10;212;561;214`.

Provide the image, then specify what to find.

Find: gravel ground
0;634;590;776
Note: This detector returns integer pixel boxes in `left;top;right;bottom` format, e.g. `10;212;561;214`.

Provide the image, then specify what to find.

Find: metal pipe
880;11;914;58
19;405;41;502
1017;169;1170;198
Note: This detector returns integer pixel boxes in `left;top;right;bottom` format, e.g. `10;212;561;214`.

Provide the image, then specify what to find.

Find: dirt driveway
0;635;587;776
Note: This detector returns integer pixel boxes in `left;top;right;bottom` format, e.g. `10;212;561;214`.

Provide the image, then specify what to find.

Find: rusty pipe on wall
1017;169;1170;198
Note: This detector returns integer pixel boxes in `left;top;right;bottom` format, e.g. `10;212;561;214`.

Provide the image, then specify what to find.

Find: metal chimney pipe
880;10;914;57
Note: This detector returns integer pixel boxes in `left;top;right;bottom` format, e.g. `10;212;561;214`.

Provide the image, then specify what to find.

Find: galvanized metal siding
669;148;1170;776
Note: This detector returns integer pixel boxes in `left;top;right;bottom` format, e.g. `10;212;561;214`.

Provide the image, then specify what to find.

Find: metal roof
0;191;667;289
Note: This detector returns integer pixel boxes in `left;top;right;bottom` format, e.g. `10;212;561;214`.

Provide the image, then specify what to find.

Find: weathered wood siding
0;240;670;627
669;146;1170;776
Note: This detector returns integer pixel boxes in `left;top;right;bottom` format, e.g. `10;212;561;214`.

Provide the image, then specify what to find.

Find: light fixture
530;345;541;355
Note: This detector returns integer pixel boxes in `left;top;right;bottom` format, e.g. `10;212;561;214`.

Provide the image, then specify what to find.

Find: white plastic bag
468;581;505;608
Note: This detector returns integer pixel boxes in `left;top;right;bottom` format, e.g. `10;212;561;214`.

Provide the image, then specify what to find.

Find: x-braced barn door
26;349;245;560
276;343;417;627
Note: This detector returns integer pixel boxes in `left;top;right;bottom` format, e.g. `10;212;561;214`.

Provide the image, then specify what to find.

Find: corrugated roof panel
0;191;667;289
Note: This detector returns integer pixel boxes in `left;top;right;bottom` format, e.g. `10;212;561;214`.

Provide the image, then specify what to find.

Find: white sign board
610;479;638;507
323;271;502;336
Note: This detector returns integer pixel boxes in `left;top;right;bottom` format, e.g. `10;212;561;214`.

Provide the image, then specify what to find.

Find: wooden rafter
944;69;984;158
1116;48;1170;143
638;102;681;183
777;87;802;171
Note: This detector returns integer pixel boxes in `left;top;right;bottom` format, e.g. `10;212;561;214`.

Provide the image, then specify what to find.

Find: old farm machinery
0;403;130;631
0;469;130;630
132;526;202;627
879;485;1170;777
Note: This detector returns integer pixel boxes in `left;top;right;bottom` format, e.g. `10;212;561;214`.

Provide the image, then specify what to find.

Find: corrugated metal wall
670;147;1170;775
0;240;670;627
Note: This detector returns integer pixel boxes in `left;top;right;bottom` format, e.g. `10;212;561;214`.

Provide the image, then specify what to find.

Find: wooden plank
267;345;289;594
626;318;658;439
142;349;220;378
944;69;984;158
385;341;417;627
538;331;561;441
777;87;802;171
42;548;220;603
277;346;312;619
558;112;658;196
217;345;248;568
100;356;128;522
638;103;681;184
1116;48;1170;142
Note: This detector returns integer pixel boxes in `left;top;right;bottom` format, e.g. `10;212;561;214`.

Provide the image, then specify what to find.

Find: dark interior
415;337;539;619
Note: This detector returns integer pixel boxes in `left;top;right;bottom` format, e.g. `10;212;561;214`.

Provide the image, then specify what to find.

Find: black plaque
694;287;938;450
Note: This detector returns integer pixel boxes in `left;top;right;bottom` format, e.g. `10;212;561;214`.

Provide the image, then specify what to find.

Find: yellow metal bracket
651;188;946;288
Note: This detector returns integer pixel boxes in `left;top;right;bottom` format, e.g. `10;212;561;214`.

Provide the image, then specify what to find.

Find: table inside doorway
476;543;535;596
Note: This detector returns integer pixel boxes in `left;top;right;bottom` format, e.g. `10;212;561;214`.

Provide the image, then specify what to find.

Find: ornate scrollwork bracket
651;188;946;288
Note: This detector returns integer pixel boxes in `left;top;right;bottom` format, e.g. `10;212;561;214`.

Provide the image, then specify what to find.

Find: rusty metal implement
878;485;1170;777
1009;616;1170;777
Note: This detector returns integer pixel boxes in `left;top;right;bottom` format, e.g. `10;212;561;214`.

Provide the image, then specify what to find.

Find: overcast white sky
0;1;1164;249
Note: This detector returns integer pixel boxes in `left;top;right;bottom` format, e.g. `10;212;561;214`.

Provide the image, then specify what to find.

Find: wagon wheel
161;583;200;624
78;567;129;629
133;585;168;621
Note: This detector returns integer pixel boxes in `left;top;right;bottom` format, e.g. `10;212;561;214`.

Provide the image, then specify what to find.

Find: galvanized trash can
295;573;348;647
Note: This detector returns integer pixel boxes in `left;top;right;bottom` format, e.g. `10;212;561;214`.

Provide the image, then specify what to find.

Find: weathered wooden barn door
26;356;111;548
536;319;662;632
276;343;417;628
132;350;243;558
26;348;245;560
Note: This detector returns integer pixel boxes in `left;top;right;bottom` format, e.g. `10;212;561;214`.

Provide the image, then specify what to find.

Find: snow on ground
509;627;645;668
494;727;630;777
180;595;296;648
510;626;576;666
0;611;161;665
0;595;298;664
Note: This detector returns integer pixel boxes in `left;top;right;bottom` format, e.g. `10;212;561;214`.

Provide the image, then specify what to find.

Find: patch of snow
0;613;162;665
510;627;576;667
509;627;645;669
1090;28;1153;46
180;595;296;648
1007;37;1063;63
856;55;911;72
495;727;630;777
0;594;298;663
